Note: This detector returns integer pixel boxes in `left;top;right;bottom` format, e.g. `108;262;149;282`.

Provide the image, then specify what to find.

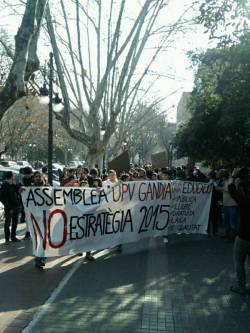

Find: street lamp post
100;126;106;172
40;52;63;185
48;52;53;186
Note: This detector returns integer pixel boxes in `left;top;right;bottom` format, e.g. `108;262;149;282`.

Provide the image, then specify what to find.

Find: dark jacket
0;181;20;210
22;176;33;186
237;181;250;241
230;180;250;241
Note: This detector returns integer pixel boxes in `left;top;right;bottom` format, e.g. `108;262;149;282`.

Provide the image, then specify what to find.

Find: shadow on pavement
1;235;250;333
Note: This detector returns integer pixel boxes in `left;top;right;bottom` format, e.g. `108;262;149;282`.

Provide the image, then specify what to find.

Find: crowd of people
0;163;249;295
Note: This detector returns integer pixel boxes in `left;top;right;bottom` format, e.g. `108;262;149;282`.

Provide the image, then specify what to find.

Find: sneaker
230;285;248;295
11;238;21;242
35;259;45;268
86;253;95;261
40;260;46;267
35;262;44;269
163;236;168;243
24;232;30;239
5;240;9;245
116;245;122;253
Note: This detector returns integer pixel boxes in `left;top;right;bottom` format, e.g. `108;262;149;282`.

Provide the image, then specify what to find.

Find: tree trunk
87;146;104;168
0;0;48;120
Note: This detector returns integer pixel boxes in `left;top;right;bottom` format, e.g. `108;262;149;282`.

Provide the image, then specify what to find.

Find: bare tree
46;0;190;165
0;99;32;158
0;0;192;166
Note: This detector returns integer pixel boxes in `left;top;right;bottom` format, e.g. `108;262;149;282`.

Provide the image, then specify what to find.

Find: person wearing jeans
232;237;250;294
4;209;19;243
223;205;239;241
230;167;250;295
218;169;239;241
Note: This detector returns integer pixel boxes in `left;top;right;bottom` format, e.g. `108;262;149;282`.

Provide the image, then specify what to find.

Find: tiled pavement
18;235;250;333
0;215;250;333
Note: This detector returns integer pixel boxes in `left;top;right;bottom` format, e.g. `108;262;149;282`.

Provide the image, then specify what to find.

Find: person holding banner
32;171;48;269
84;177;103;261
151;172;158;181
77;175;95;261
103;170;122;253
21;167;33;239
62;169;79;186
103;169;118;186
137;168;147;180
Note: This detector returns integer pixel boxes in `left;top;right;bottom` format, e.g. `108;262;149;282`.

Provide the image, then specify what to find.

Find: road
0;220;250;333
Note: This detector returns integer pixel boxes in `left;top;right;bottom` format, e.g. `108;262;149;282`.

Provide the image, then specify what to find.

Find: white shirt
102;179;119;187
222;178;238;207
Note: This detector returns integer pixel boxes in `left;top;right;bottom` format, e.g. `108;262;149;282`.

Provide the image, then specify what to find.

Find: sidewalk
9;234;250;333
0;220;80;333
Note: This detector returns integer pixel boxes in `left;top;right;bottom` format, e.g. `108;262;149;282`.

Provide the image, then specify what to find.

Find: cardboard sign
151;151;168;169
108;150;130;173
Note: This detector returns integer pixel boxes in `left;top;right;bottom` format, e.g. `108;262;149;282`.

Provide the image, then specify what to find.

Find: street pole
102;152;105;172
48;52;53;186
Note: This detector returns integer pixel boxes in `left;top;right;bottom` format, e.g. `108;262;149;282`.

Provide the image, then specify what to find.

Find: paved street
0;220;250;333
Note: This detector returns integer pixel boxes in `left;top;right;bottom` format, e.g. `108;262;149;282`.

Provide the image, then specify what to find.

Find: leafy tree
196;0;250;44
174;33;250;167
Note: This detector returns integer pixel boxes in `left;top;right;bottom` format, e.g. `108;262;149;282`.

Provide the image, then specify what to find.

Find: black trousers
4;208;19;241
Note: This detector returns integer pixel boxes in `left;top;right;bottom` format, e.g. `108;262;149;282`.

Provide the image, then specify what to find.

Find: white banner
21;181;212;257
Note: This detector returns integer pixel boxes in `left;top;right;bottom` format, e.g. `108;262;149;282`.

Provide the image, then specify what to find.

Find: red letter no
48;209;67;249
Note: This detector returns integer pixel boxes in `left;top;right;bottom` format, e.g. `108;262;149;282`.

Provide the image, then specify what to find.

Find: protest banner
21;180;212;257
108;150;130;173
151;151;168;169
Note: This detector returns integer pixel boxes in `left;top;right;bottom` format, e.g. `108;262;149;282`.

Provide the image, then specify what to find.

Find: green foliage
174;33;250;167
196;0;250;44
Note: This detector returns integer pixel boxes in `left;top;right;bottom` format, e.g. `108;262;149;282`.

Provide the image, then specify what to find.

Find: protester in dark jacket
0;171;21;244
230;167;250;295
21;166;33;239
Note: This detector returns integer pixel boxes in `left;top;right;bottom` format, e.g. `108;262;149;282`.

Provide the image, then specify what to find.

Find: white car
0;160;18;168
0;166;21;185
69;161;79;168
17;161;33;168
52;163;65;171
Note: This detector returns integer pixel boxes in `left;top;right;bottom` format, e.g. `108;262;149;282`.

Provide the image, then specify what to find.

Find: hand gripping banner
21;180;212;257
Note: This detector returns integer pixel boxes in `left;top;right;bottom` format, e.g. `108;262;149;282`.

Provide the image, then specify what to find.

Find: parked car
17;161;33;168
69;160;82;168
52;163;65;171
0;160;18;168
0;167;21;186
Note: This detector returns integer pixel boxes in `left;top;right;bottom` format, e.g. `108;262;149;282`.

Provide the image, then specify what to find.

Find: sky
0;0;213;122
134;0;213;122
